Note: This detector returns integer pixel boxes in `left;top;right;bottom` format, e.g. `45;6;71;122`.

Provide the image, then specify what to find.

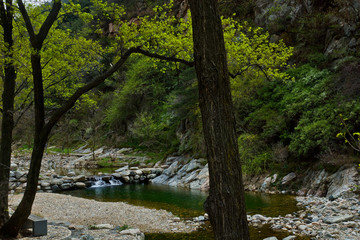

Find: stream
63;183;308;239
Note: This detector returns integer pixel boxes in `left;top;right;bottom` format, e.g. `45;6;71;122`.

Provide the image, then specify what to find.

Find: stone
135;170;143;175
261;176;272;191
10;163;18;170
75;182;86;189
130;167;139;170
148;174;157;179
51;179;64;185
60;183;71;190
80;235;95;240
324;215;354;224
263;237;278;240
298;225;307;231
120;228;141;235
115;165;129;172
186;159;202;172
283;236;296;240
281;172;296;185
93;224;113;229
51;185;61;192
74;175;86;182
41;182;50;188
163;161;179;177
14;171;25;179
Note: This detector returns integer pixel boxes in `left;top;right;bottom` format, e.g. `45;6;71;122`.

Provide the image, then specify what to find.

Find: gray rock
261;176;272;191
60;183;71;190
163;161;179;177
263;237;278;240
41;182;50;187
283;236;296;240
115;165;129;172
74;175;86;182
10;163;18;170
298;225;307;231
51;179;64;185
324;214;354;224
75;182;86;189
51;185;61;192
186;159;202;172
120;228;141;235
93;224;113;229
14;171;25;179
80;235;95;240
281;172;296;185
152;174;170;184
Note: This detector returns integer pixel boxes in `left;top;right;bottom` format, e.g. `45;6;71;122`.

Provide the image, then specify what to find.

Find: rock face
252;0;360;59
244;165;360;198
151;158;209;191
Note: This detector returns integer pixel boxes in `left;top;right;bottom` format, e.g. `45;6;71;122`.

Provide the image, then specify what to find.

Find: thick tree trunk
0;0;16;230
189;1;250;239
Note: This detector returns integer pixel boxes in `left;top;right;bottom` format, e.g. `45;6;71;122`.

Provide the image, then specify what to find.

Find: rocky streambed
8;147;360;239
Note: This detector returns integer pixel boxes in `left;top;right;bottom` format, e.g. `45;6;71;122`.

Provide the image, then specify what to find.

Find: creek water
63;183;309;239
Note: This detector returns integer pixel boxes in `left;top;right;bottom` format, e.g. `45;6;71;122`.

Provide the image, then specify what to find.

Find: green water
64;184;308;239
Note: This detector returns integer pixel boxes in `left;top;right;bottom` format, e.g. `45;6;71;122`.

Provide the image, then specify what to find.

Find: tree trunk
0;0;16;230
189;1;250;239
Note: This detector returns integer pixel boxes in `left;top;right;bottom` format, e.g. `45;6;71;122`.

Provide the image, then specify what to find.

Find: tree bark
0;0;16;230
189;1;250;239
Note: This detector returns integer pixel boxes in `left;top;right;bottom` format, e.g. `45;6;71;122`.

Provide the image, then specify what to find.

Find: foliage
238;134;272;175
238;63;360;161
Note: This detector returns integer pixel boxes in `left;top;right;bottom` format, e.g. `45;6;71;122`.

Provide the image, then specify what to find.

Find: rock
283;236;296;240
281;172;296;185
271;174;278;183
135;170;143;175
130;167;139;170
120;228;142;235
324;214;354;224
80;235;95;240
263;237;278;240
115;165;129;172
93;224;114;229
10;163;18;170
74;175;86;182
326;167;358;199
151;174;169;184
261;176;272;191
41;182;50;187
51;179;64;185
112;173;122;178
298;225;307;231
75;182;86;189
51;185;61;192
185;159;202;172
163;161;179;177
60;183;71;190
14;171;25;179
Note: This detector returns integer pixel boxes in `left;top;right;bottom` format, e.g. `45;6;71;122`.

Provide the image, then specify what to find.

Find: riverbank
8;193;202;234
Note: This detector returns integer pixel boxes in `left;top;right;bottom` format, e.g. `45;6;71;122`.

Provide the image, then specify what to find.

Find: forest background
2;0;360;177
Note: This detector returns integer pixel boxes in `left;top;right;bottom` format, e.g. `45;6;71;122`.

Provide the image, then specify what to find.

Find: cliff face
252;0;360;61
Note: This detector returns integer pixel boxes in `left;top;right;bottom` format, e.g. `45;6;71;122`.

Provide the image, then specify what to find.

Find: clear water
63;184;308;239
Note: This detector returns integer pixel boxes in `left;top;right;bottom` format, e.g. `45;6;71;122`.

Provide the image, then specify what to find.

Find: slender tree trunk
0;0;16;230
1;50;47;237
189;1;250;239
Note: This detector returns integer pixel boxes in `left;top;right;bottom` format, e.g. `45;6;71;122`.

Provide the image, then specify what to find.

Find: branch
42;47;193;137
133;48;194;67
229;64;271;81
36;0;61;47
17;0;36;44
